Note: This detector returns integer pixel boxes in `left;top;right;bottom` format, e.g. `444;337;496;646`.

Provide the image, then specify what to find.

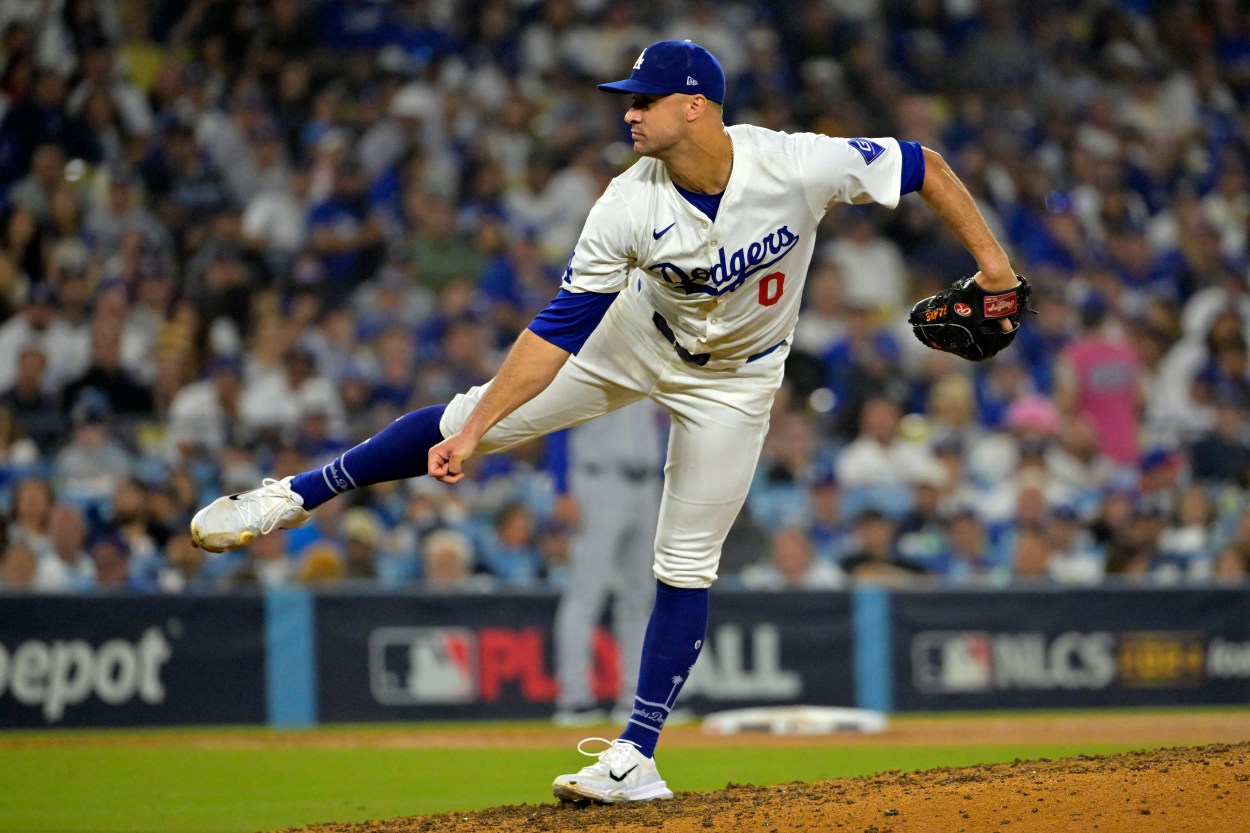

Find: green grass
0;727;1150;833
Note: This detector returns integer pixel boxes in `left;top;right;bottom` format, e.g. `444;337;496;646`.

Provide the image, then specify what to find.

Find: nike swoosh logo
652;223;676;240
609;765;637;782
227;493;245;501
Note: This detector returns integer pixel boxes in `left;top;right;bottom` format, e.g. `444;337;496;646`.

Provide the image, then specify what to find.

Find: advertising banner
314;590;854;722
0;594;266;728
891;587;1250;711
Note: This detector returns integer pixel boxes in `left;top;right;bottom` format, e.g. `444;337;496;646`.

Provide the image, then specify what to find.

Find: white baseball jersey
564;125;909;369
443;125;912;588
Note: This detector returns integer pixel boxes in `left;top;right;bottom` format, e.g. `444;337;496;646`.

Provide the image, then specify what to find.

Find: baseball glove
909;275;1033;362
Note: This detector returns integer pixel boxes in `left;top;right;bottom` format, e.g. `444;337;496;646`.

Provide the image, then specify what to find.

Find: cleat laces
575;737;642;772
235;478;303;535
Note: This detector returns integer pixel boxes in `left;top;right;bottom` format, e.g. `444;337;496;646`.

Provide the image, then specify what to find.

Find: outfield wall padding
1;586;1247;728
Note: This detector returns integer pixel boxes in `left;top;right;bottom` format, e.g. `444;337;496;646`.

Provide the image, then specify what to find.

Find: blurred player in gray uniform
553;401;663;726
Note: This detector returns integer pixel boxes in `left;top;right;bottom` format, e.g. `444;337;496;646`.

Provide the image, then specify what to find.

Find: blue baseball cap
598;40;726;104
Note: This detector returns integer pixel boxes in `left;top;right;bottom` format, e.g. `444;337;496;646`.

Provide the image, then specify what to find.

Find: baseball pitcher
190;40;1028;804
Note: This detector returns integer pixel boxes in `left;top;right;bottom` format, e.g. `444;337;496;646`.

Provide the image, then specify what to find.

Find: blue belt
652;312;785;366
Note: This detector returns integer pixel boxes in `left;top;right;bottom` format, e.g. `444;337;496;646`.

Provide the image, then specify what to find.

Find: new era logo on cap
598;40;726;103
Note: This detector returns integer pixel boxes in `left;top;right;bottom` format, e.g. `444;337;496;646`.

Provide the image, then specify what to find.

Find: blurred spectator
1012;526;1052;581
1155;485;1217;581
478;500;544;587
295;542;345;585
421;527;491;592
63;317;155;417
1191;331;1250;412
0;539;38;590
90;528;156;593
925;372;985;454
286;495;346;563
973;349;1037;431
143;119;232;236
42;501;94;591
895;459;949;572
7;474;52;552
740;527;844;590
306;160;384;301
66;42;153;137
1105;498;1166;579
1044;504;1105;584
1216;505;1250;581
0;402;39;482
1137;445;1185;515
822;209;908;319
791;261;846;357
112;474;168;574
1044;413;1114;514
967;394;1057;491
823;308;906;434
0;345;67;454
240;343;345;441
939;507;1011;586
841;508;928;585
54;390;132;506
84;168;168;257
341;506;383;581
164;355;243;462
158;532;207;593
837;396;937;514
0;69;100;187
231;528;294;588
352;259;435;341
3;203;47;290
749;409;818;531
243;162;309;277
1055;293;1143;467
8;142;65;219
427;315;498;399
805;464;853;564
0;282;88;393
719;503;771;579
406;193;486;294
1188;397;1250;486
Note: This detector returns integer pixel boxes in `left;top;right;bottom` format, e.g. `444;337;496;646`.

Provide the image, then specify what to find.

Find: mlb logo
912;631;993;694
983;294;1018;318
369;627;477;705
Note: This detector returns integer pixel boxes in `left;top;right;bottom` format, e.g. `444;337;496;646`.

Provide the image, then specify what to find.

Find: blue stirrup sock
619;580;708;757
290;404;447;510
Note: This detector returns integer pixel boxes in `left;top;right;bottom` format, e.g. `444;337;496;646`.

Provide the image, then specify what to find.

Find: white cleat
189;477;314;553
552;738;674;804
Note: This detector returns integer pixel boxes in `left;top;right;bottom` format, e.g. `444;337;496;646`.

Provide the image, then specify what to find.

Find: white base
701;705;887;735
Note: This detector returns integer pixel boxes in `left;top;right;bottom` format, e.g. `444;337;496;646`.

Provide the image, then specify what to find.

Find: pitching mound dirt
285;742;1250;833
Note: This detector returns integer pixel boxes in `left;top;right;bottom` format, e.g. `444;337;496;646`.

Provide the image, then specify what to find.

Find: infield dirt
280;714;1250;833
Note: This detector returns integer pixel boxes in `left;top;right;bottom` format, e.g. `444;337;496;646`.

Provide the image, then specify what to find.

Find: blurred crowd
2;0;1250;594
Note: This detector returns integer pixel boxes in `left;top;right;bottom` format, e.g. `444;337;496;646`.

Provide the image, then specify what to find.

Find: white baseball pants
440;300;786;588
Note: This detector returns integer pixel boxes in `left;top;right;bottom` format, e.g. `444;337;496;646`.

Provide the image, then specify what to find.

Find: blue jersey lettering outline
647;225;800;296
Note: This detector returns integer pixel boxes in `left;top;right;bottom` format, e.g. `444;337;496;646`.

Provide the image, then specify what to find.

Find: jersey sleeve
562;181;637;294
792;134;911;215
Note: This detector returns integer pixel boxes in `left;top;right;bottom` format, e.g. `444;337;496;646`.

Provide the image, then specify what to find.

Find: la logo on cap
633;49;646;70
